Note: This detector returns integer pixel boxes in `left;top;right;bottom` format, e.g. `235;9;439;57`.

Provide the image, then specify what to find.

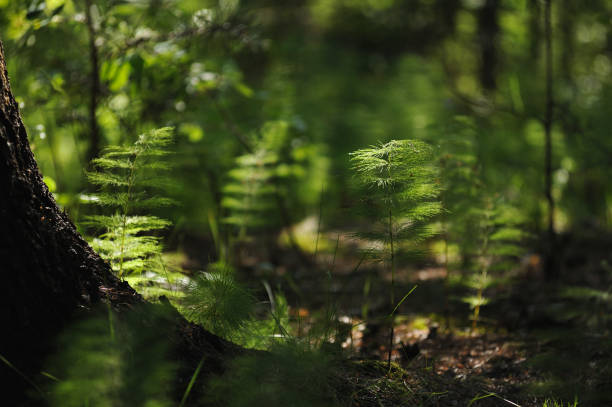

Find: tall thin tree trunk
84;0;101;162
528;0;541;61
543;0;557;279
477;0;500;91
559;0;574;83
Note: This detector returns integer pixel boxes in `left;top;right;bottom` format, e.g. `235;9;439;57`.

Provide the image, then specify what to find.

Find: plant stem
314;184;324;259
388;205;395;369
443;221;451;329
472;286;482;333
179;357;205;407
473;202;491;332
118;151;138;278
84;0;101;162
387;153;395;370
544;0;557;279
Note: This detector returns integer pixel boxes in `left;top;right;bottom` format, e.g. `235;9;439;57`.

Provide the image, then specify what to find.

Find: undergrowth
350;139;441;367
45;305;176;407
461;195;526;331
81;127;185;300
541;398;579;407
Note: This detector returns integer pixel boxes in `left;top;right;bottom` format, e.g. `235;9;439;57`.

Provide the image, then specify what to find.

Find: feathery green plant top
350;139;442;254
350;139;441;368
83;127;175;278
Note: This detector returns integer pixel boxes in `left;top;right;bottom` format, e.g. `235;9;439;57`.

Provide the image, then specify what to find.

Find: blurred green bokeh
1;0;611;253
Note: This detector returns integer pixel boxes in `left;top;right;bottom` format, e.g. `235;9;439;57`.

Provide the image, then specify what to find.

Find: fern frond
489;227;525;242
221;121;294;236
81;127;175;278
129;195;177;209
86;171;131;187
86;193;130;207
395;223;437;242
90;156;133;170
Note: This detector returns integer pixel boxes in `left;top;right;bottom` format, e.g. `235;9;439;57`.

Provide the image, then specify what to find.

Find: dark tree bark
558;0;574;83
0;40;239;405
477;0;500;91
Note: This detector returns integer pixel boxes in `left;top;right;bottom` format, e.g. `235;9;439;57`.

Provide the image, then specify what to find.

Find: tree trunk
477;0;500;92
0;40;239;405
84;0;101;163
528;0;541;61
543;0;557;280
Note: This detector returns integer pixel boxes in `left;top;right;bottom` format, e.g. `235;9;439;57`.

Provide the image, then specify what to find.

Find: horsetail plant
82;127;175;279
434;119;480;327
462;195;526;332
350;139;441;368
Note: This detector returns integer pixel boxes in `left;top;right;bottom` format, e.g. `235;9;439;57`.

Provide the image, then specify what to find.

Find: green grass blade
389;285;418;317
179;357;205;407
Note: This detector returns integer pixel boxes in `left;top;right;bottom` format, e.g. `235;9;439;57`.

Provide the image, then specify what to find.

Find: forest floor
174;226;612;407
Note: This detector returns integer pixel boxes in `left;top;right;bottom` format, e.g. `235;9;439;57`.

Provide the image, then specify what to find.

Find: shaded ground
176;227;612;406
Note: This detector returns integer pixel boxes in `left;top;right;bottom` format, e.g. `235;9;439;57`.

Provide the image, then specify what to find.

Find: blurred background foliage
2;0;612;245
4;0;612;335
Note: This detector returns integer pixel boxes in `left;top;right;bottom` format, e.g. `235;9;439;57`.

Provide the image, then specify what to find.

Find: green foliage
6;0;612;242
237;290;293;349
182;262;295;348
83;127;174;278
6;1;612;403
181;258;345;351
222;133;284;235
560;260;612;329
207;340;342;407
351;139;441;366
434;117;482;261
350;139;442;258
182;262;255;339
542;398;579;407
460;195;527;330
222;120;327;242
45;306;176;407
